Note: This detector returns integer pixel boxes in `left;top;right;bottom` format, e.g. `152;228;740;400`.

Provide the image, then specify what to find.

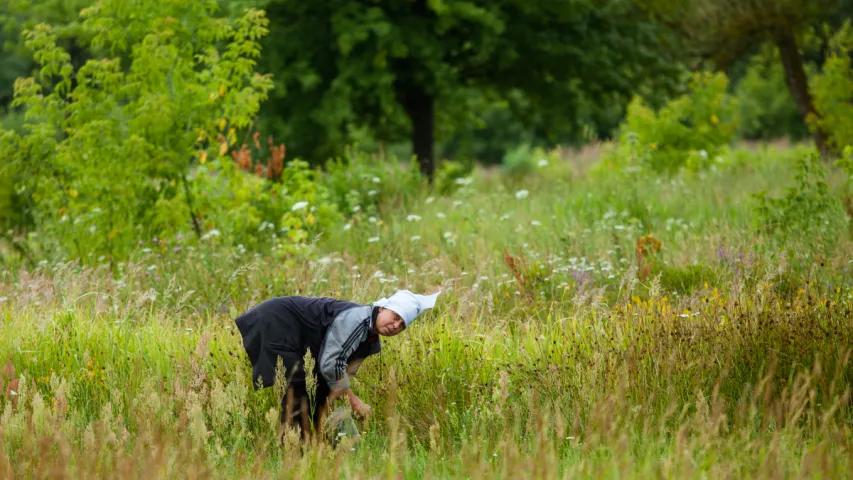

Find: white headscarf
373;289;440;326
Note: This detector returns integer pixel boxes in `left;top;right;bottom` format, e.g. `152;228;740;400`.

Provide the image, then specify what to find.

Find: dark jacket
235;296;381;390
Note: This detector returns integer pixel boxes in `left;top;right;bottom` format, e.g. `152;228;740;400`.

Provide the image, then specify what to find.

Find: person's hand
350;396;373;420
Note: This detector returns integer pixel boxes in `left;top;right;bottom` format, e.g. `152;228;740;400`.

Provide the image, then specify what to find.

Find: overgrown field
1;144;853;478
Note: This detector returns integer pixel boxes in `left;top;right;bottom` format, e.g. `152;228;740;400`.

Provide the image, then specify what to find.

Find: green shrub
501;143;536;177
735;52;808;141
753;151;847;256
434;159;474;196
0;0;274;262
322;150;424;221
601;71;740;174
437;91;538;166
162;157;342;256
811;21;853;152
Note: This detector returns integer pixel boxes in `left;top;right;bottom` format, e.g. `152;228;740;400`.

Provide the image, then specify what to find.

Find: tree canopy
258;0;681;179
2;0;853;264
639;0;853;157
1;0;273;260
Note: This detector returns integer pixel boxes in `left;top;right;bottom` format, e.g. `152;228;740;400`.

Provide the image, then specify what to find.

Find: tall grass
1;143;852;478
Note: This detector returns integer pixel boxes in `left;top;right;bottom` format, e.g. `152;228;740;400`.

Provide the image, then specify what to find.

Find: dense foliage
257;0;681;178
1;0;277;262
2;2;853;477
1;143;853;477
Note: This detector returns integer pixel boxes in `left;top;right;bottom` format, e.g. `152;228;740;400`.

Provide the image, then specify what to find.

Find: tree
0;0;273;262
259;0;680;180
0;0;95;102
639;0;851;157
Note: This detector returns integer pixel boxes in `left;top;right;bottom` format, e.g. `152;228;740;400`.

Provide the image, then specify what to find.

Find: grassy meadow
1;143;853;478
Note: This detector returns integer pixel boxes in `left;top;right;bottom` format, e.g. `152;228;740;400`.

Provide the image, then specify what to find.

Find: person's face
375;307;406;336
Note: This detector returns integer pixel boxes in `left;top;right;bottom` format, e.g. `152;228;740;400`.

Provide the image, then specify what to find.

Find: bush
322;150;424;222
753;151;847;257
810;21;853;152
0;0;274;262
735;52;808;141
434;159;475;196
501;143;537;177
158;157;342;256
438;91;539;166
601;71;740;174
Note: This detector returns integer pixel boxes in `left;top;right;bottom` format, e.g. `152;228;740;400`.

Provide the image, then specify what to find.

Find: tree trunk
775;28;830;158
401;85;435;182
393;0;435;181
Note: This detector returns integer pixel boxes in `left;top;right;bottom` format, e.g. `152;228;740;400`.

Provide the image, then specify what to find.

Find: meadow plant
600;71;739;175
0;143;852;477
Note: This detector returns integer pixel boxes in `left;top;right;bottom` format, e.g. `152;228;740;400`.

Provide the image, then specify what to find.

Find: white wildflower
410;235;421;241
291;201;309;211
537;159;549;167
407;214;422;222
343;223;352;231
515;190;529;200
372;176;381;183
455;177;473;185
531;220;542;227
436;212;446;219
201;229;221;240
368;236;380;243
